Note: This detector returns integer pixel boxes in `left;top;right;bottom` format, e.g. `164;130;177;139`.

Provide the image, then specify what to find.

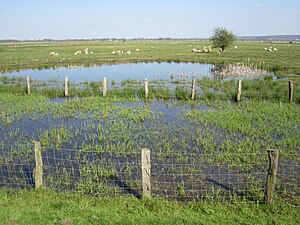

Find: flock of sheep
49;48;94;57
191;45;238;54
111;48;140;56
49;48;142;57
191;46;212;53
264;46;279;52
49;44;281;58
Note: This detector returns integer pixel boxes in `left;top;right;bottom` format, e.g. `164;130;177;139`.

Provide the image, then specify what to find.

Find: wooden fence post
236;80;242;101
26;76;30;95
33;141;43;189
142;148;151;198
264;149;279;204
145;78;148;99
103;77;107;97
289;81;293;102
64;76;69;97
191;79;196;100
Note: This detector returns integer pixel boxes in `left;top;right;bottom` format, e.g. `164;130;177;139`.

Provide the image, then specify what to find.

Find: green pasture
0;189;299;225
0;40;300;76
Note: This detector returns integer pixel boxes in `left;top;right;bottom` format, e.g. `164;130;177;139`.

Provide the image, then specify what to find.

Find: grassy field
0;40;300;76
0;189;299;225
1;40;300;224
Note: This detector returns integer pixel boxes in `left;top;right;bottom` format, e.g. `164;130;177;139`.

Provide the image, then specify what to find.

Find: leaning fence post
64;76;69;97
142;148;151;198
103;77;107;97
145;78;149;99
191;79;196;100
26;76;31;95
264;149;279;204
289;81;293;102
33;141;43;189
236;80;242;101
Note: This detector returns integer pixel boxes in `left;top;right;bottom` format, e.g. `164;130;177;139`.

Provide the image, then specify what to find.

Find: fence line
0;76;297;102
0;143;299;204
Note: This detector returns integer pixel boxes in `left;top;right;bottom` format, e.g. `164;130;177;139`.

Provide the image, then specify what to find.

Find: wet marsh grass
0;75;299;204
1;75;299;102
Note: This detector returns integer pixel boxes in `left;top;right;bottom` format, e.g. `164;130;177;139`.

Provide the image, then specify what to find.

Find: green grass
0;40;300;75
0;189;299;225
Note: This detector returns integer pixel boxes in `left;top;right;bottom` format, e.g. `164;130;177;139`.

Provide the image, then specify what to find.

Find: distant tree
210;27;236;53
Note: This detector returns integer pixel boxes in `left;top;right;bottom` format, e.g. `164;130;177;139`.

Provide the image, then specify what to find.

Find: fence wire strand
0;145;299;205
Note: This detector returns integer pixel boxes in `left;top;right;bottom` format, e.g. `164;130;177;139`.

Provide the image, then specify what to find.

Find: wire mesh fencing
0;143;299;205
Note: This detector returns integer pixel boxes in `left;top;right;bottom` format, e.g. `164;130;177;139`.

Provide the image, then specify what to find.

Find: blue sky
1;0;299;39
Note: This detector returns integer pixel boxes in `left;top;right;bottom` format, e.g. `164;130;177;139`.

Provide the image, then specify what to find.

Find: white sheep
135;48;140;52
84;48;89;55
234;46;238;49
74;51;82;55
125;51;131;55
116;50;123;55
49;51;58;56
111;51;116;55
273;48;278;51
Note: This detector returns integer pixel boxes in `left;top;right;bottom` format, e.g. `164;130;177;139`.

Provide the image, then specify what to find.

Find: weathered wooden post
142;148;151;198
26;76;31;95
64;76;69;97
191;79;196;100
33;141;43;189
236;80;242;101
289;81;293;102
264;149;279;204
103;77;107;97
145;78;149;99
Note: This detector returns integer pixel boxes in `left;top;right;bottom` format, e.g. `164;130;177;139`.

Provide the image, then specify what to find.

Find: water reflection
1;62;213;83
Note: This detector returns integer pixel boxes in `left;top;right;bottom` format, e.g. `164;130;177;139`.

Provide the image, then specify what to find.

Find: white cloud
255;3;261;8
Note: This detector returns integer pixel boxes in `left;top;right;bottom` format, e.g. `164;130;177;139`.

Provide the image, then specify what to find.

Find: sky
1;0;300;40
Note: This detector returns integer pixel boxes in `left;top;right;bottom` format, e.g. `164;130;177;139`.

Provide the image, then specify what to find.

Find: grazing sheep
273;48;278;51
74;51;82;55
264;48;268;51
84;48;89;55
116;50;123;55
135;48;140;52
111;51;116;55
234;46;238;49
268;48;272;52
125;51;131;55
90;51;94;54
219;48;223;53
49;51;58;56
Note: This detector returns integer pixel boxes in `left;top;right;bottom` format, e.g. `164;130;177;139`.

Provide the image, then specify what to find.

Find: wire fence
0;144;299;205
1;75;299;103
